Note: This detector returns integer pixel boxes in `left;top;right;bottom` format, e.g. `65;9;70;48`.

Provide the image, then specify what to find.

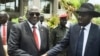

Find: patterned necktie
33;26;39;50
76;27;85;56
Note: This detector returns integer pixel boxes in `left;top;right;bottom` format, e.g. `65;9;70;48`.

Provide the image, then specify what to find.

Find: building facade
0;0;59;18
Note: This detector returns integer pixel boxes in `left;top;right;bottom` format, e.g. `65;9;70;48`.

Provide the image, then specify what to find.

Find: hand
3;45;9;56
41;53;48;56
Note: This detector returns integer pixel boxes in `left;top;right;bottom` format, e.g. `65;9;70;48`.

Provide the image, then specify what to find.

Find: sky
88;0;100;4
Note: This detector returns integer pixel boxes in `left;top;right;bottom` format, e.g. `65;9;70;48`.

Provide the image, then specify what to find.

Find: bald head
26;6;40;25
18;16;24;23
27;6;40;13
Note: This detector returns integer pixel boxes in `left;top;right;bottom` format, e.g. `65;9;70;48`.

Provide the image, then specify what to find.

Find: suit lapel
74;24;81;54
7;22;11;37
84;24;97;55
24;21;37;49
7;21;14;40
38;25;44;50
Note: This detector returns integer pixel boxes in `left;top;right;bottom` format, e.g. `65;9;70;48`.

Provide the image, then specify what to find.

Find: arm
8;24;32;56
43;30;70;56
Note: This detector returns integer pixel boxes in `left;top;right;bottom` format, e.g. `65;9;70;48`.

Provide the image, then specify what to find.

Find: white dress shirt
27;21;41;50
82;23;91;56
0;22;7;45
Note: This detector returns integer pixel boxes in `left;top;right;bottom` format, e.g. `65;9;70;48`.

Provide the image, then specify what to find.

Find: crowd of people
0;2;100;56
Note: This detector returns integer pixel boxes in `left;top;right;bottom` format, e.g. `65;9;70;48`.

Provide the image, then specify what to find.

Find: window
0;0;19;12
40;0;50;13
28;0;33;6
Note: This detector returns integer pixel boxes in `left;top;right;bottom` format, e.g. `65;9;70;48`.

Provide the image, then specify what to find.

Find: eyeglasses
29;12;40;16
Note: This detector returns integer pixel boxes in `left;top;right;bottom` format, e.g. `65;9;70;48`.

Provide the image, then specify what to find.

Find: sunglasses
29;12;40;16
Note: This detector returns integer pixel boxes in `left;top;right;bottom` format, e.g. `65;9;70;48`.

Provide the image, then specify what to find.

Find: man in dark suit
18;16;24;23
42;3;100;56
8;6;49;56
0;11;14;56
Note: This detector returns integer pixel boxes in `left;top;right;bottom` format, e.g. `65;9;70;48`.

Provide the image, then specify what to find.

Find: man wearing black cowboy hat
42;3;100;56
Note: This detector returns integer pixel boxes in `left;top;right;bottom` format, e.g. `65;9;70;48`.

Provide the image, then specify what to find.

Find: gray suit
8;21;49;56
47;23;100;56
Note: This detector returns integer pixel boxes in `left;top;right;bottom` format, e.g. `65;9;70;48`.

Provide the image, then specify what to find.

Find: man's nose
33;14;37;17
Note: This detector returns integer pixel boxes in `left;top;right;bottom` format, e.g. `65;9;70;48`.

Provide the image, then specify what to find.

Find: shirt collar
27;21;39;29
81;22;91;30
1;21;8;26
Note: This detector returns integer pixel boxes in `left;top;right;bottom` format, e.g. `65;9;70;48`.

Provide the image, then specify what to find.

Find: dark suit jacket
8;21;49;56
7;21;14;41
47;23;100;56
0;36;6;56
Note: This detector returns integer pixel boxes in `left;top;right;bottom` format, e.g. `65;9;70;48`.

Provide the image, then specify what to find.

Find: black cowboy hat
75;3;100;17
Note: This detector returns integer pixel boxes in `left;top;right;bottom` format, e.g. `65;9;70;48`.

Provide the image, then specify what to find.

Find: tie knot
81;27;85;30
33;25;36;28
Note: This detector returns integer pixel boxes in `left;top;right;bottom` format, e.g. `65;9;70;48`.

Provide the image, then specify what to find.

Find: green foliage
67;0;80;9
95;4;100;12
68;14;77;25
11;18;19;23
92;17;100;25
11;6;27;23
11;16;26;23
47;15;59;29
60;0;88;10
80;0;89;4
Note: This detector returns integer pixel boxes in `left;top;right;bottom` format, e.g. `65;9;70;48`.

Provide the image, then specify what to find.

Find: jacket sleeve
47;29;70;56
8;24;32;56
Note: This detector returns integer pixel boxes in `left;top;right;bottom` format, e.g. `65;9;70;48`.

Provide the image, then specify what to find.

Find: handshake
41;53;48;56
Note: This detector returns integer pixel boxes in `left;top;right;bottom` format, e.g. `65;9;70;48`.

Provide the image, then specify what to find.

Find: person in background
8;6;49;56
42;3;100;56
18;16;24;23
49;13;69;56
0;11;14;56
38;14;48;28
39;14;44;24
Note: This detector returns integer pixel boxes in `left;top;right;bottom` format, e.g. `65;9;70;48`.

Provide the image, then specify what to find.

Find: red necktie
33;26;39;50
2;25;6;45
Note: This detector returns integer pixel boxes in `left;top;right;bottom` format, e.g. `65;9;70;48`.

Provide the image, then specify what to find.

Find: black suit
8;21;49;56
0;36;5;56
47;23;100;56
7;21;15;41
